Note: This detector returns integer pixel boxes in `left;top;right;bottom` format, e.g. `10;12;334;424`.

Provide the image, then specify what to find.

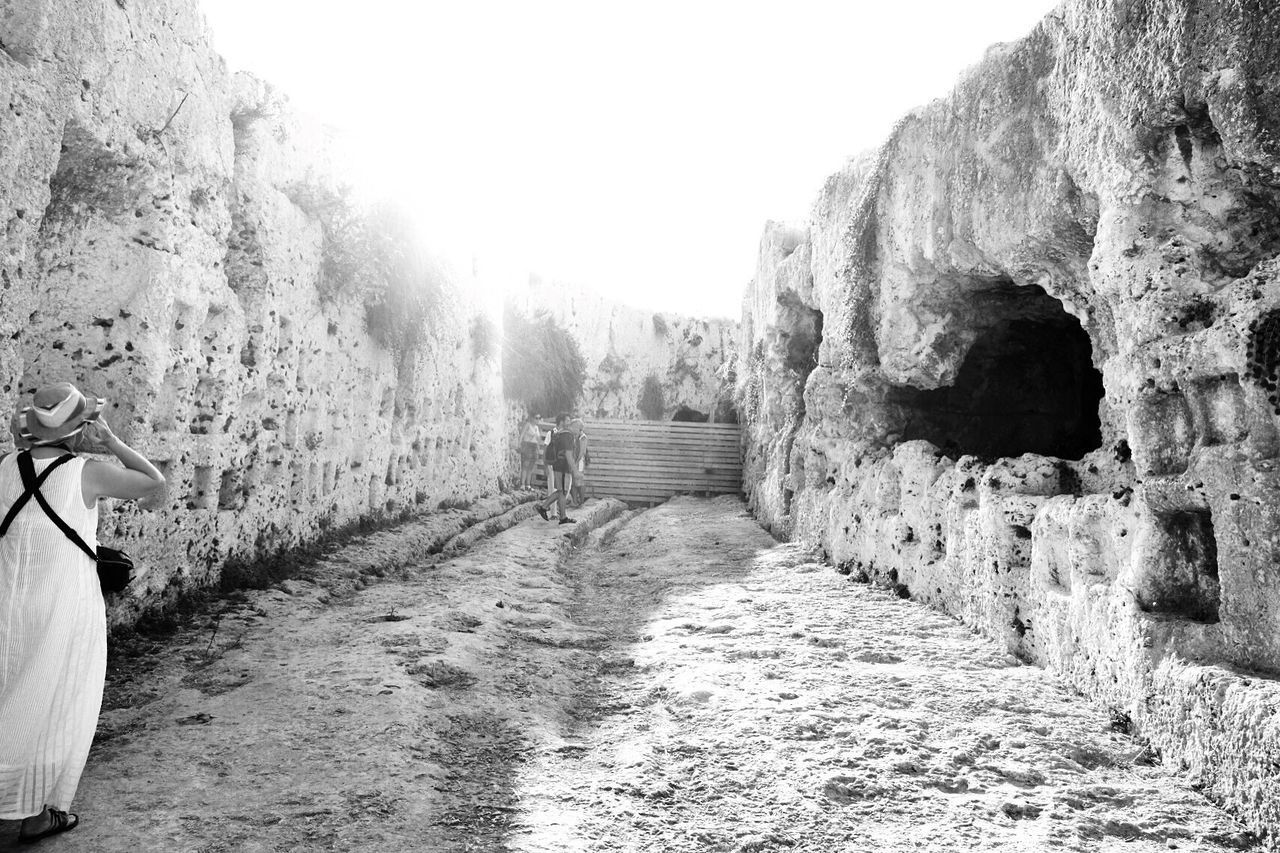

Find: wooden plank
585;427;741;439
555;462;741;473
592;441;739;451
592;458;742;469
593;461;747;473
588;437;740;445
591;478;741;489
589;476;740;486
592;453;741;463
591;466;741;480
584;419;741;430
591;455;742;466
590;471;742;483
591;482;742;493
590;490;741;503
586;429;741;439
586;435;739;444
594;444;739;452
599;451;741;459
588;440;742;455
595;450;736;459
586;423;740;433
540;449;740;460
590;479;740;492
590;471;742;484
588;428;738;436
593;462;741;471
593;444;740;457
592;482;741;491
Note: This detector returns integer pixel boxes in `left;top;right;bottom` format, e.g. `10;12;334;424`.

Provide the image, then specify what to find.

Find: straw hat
15;382;105;446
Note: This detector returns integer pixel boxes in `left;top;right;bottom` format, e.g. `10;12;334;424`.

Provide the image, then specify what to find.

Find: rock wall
0;0;505;626
509;275;737;421
739;0;1280;837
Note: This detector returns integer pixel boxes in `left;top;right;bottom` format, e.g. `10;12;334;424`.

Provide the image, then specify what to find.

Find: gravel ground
0;496;1255;852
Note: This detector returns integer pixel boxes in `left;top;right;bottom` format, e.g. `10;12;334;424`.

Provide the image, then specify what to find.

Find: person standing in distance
516;412;541;488
568;418;589;507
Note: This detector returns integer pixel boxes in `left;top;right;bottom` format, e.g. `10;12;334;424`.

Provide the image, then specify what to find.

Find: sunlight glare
203;0;1062;317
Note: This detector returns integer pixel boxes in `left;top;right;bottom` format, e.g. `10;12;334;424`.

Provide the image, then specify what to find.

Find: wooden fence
576;418;743;504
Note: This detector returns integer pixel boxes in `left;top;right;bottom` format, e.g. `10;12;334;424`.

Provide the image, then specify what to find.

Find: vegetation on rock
502;304;586;416
300;189;444;355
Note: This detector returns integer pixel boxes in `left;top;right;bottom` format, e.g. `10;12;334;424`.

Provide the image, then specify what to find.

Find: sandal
18;807;79;844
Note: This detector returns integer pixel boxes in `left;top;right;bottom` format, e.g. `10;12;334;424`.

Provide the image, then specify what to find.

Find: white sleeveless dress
0;454;104;818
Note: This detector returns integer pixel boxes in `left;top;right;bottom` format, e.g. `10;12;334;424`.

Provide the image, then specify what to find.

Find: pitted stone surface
736;0;1280;838
0;0;504;627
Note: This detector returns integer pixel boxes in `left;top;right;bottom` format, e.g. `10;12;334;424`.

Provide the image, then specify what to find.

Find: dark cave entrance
889;283;1104;461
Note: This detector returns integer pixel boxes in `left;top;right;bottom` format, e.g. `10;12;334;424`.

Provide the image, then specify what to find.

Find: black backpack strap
0;452;78;538
11;452;96;562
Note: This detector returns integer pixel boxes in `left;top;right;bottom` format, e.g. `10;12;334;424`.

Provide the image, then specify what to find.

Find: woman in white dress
0;382;165;844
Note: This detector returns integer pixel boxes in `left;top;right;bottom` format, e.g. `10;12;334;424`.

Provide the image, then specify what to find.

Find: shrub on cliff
638;374;665;419
360;204;447;354
502;305;585;415
302;189;443;354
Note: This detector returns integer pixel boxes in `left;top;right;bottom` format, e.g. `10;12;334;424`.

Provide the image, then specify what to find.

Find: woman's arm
80;418;166;504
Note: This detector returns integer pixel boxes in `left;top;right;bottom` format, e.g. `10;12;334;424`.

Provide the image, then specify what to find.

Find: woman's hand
79;417;120;454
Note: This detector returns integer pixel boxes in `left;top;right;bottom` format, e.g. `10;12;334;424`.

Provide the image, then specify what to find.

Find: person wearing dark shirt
535;413;577;524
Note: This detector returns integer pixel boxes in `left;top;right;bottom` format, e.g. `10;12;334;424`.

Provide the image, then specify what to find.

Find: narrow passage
1;498;1250;852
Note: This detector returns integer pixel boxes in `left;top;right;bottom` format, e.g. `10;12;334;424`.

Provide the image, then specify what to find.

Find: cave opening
889;282;1104;461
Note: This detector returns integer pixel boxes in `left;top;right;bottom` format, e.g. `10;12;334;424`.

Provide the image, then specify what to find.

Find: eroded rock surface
738;0;1280;838
0;0;504;626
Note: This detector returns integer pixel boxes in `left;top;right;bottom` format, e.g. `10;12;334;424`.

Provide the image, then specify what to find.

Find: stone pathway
0;497;1255;852
513;498;1256;852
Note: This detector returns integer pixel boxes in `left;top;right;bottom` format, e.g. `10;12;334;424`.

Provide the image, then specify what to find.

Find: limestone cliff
0;0;504;624
739;0;1280;836
509;276;737;421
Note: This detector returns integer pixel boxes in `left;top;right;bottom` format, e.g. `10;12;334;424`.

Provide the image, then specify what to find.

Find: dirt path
0;497;1255;852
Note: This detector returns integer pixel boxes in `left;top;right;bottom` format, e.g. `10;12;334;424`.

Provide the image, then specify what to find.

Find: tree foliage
638;374;666;420
502;305;586;416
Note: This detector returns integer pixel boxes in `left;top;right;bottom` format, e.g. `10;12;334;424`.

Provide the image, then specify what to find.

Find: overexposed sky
201;0;1060;318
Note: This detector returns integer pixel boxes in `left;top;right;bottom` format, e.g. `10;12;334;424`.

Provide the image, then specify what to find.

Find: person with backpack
0;382;166;844
534;412;577;525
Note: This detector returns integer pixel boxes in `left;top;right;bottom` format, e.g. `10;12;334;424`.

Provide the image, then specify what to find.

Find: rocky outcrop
739;0;1280;837
0;0;504;625
509;276;737;421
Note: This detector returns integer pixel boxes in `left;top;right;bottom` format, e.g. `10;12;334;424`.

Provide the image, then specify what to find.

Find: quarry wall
738;0;1280;837
0;0;505;626
509;276;737;422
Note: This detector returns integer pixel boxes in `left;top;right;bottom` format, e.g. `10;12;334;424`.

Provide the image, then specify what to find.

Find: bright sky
201;0;1060;318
